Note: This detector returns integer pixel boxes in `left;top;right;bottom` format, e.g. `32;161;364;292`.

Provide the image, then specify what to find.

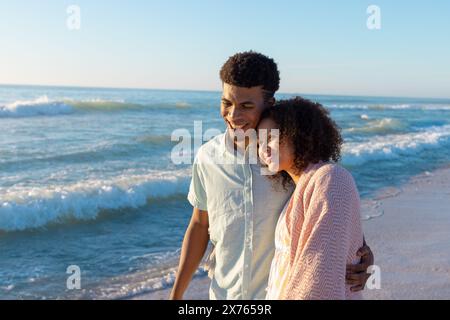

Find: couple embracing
170;51;374;300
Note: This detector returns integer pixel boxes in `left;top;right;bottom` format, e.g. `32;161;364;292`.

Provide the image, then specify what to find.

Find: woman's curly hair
260;97;343;188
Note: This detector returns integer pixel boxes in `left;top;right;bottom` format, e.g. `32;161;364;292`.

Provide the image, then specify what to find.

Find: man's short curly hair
261;97;343;188
220;51;280;100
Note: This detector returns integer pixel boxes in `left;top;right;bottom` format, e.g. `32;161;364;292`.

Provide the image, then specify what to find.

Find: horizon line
1;82;449;102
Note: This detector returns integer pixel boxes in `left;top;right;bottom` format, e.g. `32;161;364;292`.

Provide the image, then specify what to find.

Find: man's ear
268;97;276;107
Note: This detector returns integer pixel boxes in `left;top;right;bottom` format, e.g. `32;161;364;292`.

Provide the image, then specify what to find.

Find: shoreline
362;165;450;299
131;165;450;300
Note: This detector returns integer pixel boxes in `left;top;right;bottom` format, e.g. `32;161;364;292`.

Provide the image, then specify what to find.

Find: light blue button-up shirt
187;130;293;300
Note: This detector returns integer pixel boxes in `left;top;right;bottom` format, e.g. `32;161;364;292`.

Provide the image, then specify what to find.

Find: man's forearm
170;221;209;299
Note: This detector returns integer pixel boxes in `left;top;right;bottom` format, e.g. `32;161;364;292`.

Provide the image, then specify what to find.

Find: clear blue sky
1;0;449;98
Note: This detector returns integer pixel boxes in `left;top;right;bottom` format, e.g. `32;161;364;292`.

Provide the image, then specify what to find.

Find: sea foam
0;169;191;232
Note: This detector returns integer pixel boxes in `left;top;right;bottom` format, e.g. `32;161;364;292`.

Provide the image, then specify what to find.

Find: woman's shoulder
301;163;360;215
308;162;356;188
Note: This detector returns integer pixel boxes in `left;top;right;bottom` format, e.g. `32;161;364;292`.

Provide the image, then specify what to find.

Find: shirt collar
220;128;263;166
221;128;235;156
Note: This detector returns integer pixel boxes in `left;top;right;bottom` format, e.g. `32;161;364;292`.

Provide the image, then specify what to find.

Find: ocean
1;84;450;299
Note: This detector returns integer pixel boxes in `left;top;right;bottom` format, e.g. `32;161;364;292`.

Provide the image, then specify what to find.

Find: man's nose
228;106;241;119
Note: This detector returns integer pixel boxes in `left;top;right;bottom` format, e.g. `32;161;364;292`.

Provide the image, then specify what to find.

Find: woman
258;97;364;300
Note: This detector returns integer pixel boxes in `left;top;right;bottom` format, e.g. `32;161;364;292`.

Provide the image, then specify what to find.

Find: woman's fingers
346;272;364;282
346;262;367;274
346;277;361;285
346;270;370;287
350;285;365;292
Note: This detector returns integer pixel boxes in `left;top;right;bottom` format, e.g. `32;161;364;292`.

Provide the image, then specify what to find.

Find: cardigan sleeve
282;165;362;300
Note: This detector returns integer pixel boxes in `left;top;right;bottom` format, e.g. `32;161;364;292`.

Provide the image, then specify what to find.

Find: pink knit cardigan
280;162;364;300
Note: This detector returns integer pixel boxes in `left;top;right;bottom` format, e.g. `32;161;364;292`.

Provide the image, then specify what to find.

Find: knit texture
278;162;364;300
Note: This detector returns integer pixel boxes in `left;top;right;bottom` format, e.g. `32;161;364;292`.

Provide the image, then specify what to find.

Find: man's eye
222;102;231;107
242;104;254;109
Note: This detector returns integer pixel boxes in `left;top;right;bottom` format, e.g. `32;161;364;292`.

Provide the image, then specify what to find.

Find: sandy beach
362;166;450;299
132;165;450;300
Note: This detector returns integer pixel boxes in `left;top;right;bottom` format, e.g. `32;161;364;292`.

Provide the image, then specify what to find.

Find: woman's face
257;118;294;173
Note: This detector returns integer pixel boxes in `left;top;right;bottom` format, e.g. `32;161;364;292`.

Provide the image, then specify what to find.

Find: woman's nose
259;141;271;156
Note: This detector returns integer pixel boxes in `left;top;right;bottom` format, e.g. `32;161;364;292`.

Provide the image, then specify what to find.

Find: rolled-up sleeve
187;160;208;211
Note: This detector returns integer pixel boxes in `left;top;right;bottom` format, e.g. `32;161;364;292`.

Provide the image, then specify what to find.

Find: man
170;51;373;300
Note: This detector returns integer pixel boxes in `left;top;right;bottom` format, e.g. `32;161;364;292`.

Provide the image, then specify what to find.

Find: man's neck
233;138;250;151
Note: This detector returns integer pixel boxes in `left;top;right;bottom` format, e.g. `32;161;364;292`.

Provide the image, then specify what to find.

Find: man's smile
226;120;249;131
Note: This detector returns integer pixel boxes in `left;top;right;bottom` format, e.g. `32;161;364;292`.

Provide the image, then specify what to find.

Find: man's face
221;83;269;133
